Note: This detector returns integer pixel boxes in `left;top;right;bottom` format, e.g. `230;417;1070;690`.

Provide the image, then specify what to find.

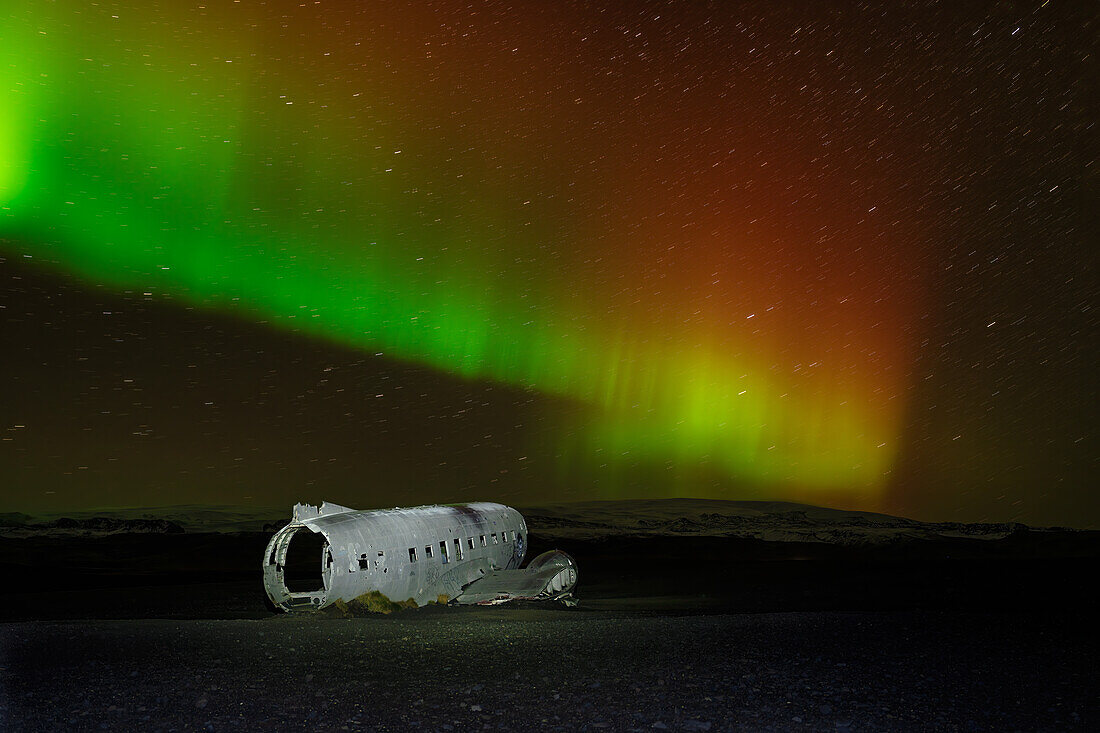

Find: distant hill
1;498;1082;545
515;498;1053;545
0;505;282;536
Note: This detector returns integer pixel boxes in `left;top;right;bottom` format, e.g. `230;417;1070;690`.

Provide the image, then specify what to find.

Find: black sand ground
2;609;1095;731
1;512;1097;730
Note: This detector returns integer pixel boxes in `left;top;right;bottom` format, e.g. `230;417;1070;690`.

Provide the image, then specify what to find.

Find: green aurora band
1;1;907;504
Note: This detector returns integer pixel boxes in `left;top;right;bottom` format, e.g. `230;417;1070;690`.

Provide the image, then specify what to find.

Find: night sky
1;1;1094;526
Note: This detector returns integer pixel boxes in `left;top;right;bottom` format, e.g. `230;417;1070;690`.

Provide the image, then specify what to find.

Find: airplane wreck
263;501;578;611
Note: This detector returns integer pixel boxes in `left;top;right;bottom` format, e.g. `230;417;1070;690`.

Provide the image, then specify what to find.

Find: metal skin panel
455;550;578;605
263;502;528;611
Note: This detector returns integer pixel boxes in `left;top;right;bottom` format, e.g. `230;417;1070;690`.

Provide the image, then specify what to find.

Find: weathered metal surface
262;501;574;612
451;550;578;605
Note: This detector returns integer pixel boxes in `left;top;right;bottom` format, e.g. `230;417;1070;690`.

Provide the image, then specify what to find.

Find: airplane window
439;541;449;563
491;533;498;544
358;553;370;571
479;535;487;547
408;547;417;563
425;544;433;558
502;531;509;543
467;537;475;550
454;538;463;560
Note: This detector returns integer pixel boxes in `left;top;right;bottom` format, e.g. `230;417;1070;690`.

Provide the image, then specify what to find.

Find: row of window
355;530;521;571
408;530;519;564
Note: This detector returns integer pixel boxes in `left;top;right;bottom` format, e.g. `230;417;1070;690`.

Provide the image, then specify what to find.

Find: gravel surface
2;608;1095;731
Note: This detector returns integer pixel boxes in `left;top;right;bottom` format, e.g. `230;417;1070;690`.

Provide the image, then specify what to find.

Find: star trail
1;1;1093;525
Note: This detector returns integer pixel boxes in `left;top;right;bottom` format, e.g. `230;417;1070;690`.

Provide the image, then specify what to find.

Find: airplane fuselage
263;501;529;611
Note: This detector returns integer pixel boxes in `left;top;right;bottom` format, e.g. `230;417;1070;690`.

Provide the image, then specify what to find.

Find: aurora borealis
1;1;1094;525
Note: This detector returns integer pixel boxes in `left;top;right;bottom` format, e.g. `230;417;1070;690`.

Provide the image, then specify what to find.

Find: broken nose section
262;522;331;611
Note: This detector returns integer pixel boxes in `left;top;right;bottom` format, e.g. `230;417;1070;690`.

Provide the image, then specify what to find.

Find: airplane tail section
454;550;578;605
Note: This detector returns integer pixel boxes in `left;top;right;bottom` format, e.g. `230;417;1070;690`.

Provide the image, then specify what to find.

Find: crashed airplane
263;501;578;611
